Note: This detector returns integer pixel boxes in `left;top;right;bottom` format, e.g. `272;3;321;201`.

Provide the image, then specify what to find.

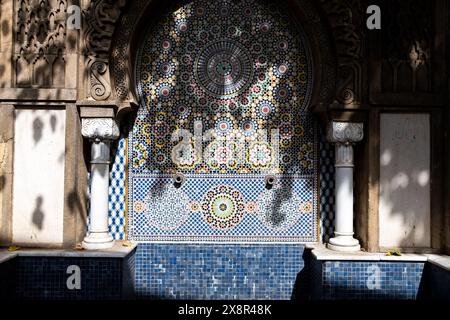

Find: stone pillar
81;118;119;250
327;122;363;252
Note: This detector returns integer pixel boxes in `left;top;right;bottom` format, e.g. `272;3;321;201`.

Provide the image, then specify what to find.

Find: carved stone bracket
82;0;127;101
319;0;363;106
81;118;120;141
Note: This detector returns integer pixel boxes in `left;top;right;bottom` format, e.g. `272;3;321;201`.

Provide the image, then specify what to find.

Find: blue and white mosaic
108;133;127;240
127;0;318;243
106;0;336;243
319;132;335;242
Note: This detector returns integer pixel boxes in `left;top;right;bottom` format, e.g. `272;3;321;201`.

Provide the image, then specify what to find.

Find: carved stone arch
83;0;363;122
104;0;343;121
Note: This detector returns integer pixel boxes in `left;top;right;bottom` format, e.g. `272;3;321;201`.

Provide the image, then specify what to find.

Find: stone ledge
0;241;137;260
0;252;17;264
311;245;428;262
0;88;77;101
424;254;450;272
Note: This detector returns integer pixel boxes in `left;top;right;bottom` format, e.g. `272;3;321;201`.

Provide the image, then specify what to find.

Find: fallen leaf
122;241;133;247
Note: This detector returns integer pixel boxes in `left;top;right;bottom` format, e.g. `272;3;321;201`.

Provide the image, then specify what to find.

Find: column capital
327;121;364;144
81;118;120;140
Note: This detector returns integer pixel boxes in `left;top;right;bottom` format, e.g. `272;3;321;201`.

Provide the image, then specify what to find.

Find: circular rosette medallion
256;187;301;230
201;185;245;230
195;40;254;98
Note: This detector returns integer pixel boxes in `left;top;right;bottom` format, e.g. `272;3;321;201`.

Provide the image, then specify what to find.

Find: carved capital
327;121;363;144
335;144;354;167
81;118;120;140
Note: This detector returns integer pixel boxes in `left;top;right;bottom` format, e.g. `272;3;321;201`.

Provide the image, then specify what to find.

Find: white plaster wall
379;113;431;248
12;108;66;246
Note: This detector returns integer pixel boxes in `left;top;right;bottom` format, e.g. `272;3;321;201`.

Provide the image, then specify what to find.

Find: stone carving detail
379;0;432;93
82;0;127;100
320;0;363;105
90;60;112;100
327;122;364;144
15;0;68;87
81;118;120;140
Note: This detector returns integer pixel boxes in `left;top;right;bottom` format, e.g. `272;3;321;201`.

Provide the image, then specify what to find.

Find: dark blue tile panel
135;243;306;300
423;263;450;299
15;257;123;300
0;258;16;299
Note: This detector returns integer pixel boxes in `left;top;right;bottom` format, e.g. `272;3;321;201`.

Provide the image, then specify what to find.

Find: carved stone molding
81;118;120;140
327;121;364;144
319;0;363;106
82;0;127;101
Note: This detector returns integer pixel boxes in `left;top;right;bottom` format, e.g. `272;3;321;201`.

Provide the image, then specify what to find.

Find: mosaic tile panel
319;130;335;242
128;0;318;243
134;243;305;299
108;126;336;242
311;259;426;300
109;132;127;240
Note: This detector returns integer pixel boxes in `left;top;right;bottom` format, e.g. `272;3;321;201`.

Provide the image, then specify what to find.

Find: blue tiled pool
0;245;449;300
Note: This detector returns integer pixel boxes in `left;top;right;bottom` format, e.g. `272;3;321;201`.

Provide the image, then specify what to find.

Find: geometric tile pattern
128;0;318;243
128;174;318;242
108;131;127;240
108;127;336;243
319;130;335;242
108;126;339;242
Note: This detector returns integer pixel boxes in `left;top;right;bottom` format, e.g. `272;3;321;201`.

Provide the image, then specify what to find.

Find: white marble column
81;118;119;250
327;122;363;252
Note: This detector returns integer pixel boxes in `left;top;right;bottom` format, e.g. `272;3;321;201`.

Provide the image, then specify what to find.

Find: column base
327;236;361;252
82;232;114;250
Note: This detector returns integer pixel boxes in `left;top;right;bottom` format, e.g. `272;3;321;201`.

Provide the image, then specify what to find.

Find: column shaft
327;122;363;252
80;117;119;250
335;166;354;235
